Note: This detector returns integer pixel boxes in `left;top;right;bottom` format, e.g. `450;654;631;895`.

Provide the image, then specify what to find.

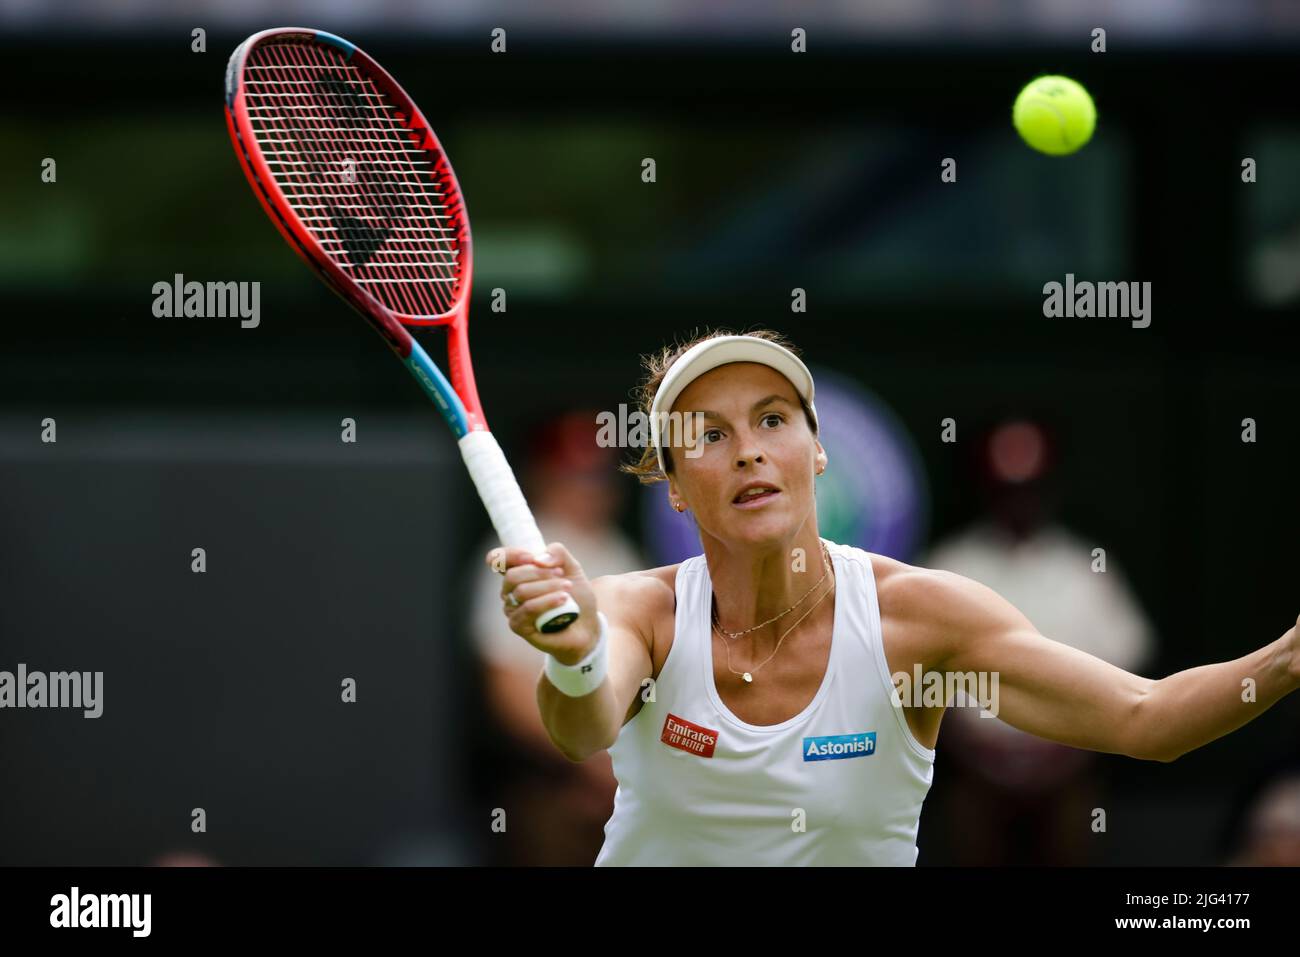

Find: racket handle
458;431;580;634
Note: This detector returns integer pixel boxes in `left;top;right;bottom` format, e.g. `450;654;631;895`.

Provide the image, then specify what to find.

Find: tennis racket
224;27;579;633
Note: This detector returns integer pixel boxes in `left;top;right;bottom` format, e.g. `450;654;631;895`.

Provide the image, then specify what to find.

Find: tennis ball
1012;75;1096;156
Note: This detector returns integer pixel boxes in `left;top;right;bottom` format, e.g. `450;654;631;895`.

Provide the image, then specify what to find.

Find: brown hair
621;328;818;484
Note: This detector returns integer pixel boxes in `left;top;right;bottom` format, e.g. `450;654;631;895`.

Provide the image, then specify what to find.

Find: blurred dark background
1;2;1298;865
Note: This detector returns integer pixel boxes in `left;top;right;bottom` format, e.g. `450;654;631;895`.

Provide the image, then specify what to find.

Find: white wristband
544;612;609;698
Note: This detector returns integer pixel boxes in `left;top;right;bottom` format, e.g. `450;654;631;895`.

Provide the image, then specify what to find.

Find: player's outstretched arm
904;568;1299;762
489;544;658;762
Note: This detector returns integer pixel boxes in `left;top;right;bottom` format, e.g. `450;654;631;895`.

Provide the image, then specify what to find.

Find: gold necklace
711;550;836;684
710;542;831;640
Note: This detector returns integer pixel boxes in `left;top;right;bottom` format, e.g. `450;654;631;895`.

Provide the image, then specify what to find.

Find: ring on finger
506;592;521;609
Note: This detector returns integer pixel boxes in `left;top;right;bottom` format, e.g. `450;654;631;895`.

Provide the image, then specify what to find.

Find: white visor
647;335;818;474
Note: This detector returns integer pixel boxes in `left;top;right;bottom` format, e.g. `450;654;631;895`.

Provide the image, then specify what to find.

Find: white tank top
595;541;936;866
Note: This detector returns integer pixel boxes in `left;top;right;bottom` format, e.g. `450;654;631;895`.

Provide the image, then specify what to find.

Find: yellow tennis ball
1013;75;1096;156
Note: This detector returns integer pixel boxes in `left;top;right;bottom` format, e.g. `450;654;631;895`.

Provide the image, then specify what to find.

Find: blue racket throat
405;340;470;437
406;340;580;633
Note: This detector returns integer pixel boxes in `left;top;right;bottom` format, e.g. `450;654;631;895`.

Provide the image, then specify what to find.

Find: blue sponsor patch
803;731;877;762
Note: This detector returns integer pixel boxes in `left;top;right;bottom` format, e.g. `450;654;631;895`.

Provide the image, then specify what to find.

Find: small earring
673;502;685;512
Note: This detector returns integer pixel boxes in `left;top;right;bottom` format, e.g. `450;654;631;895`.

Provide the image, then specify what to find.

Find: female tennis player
487;330;1299;866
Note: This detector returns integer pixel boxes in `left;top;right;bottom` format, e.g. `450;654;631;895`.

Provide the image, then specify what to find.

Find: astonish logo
803;731;876;762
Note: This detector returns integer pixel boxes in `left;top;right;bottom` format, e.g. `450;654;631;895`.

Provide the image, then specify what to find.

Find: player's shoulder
866;551;996;629
871;553;1027;651
590;564;680;618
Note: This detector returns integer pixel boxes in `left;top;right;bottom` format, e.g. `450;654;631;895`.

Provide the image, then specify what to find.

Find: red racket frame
224;27;487;431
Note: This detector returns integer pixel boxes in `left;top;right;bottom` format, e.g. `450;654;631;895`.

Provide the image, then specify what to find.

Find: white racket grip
459;430;547;553
458;430;580;633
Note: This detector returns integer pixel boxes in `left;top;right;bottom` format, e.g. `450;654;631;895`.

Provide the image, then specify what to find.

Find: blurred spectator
1221;751;1300;866
151;851;217;867
925;417;1156;865
468;410;642;865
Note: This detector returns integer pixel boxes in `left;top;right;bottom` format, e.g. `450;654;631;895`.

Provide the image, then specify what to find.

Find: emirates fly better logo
661;713;719;758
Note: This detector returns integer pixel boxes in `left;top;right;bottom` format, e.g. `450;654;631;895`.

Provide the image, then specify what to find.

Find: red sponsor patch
660;712;719;758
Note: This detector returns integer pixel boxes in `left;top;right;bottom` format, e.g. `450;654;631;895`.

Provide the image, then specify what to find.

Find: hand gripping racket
224;27;580;633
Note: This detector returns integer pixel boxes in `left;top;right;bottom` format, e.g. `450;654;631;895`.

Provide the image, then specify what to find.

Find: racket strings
242;38;464;318
248;49;428;318
287;43;437;318
259;44;456;313
297;42;460;306
249;47;417;305
257;42;442;318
